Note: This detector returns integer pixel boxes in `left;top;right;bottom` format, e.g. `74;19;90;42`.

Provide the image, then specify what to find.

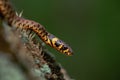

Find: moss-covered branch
0;20;72;80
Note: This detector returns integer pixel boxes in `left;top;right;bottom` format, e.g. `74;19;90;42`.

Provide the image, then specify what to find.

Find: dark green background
11;0;120;80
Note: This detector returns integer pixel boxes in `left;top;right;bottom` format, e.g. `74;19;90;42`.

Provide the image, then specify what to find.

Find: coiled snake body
0;0;73;56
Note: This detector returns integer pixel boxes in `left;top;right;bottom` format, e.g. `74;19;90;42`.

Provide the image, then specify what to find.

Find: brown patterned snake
0;0;73;56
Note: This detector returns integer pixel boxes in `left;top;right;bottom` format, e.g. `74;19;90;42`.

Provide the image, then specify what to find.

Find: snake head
48;34;73;56
55;39;73;56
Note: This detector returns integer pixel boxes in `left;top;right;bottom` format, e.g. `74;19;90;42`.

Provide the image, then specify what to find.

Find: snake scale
0;0;73;56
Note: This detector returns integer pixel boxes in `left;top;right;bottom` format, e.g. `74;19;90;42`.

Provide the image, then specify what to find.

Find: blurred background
10;0;120;80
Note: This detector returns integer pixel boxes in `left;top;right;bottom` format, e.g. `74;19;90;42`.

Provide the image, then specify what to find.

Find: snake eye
55;39;62;46
55;42;60;47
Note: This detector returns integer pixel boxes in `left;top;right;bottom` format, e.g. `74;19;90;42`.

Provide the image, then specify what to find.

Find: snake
0;0;73;56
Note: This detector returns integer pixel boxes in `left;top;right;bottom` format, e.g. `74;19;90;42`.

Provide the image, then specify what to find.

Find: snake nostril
62;46;68;50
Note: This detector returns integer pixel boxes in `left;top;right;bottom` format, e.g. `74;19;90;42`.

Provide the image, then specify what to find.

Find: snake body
0;0;73;56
